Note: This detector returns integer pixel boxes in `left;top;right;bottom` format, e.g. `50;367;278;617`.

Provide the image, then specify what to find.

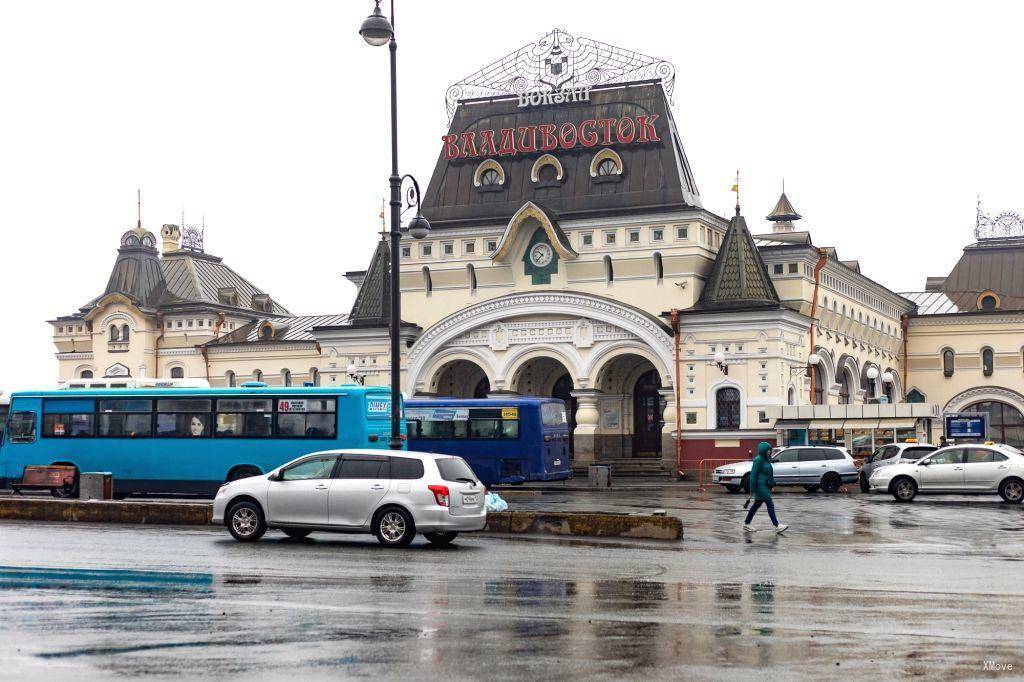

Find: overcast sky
1;0;1021;394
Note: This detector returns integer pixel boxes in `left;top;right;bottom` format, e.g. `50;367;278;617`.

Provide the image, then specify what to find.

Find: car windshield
900;447;936;460
436;457;479;484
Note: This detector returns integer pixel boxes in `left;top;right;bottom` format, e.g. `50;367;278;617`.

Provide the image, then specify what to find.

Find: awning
774;420;809;430
808;419;845;429
843;419;880;429
882;418;919;429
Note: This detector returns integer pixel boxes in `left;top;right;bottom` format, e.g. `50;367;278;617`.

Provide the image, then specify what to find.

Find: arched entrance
552;373;576;456
632;369;663;456
429;359;490;398
964;400;1024;447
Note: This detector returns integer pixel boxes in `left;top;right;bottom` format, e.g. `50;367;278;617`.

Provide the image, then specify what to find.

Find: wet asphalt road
1;488;1023;680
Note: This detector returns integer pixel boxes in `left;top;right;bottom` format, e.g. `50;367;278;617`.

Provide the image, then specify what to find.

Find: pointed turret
696;212;780;311
767;192;802;233
347;238;391;326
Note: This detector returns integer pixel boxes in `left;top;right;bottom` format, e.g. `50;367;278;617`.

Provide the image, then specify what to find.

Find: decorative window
758;410;769;424
942;349;955;377
170;367;185;379
685;412;697;425
627;229;641;244
259;322;274;340
485;239;498;254
442;242;455;257
226;370;236;388
282;369;292;387
652;227;664;242
253;369;263;383
654;252;664;283
906;388;926;403
80;370;94;379
982;348;994;376
467;263;477;293
463;240;476;255
603;255;614;284
419;243;433;258
581;232;594;248
109;325;119;342
839;372;851;404
473;159;505;189
788;263;798;274
676;225;688;240
787;386;795;405
530;154;564;183
811;364;825;405
422;266;432;295
773;263;783;275
715;388;741;430
603;230;617;245
401;245;411;259
589;148;623;179
310;367;321;387
978;291;1000;310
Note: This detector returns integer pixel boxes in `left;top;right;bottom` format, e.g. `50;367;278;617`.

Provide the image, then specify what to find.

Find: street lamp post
359;0;431;449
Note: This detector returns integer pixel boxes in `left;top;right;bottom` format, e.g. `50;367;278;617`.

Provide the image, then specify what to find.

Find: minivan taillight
428;484;450;507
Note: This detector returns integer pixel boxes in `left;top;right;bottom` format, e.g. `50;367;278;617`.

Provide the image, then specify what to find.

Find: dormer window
590;148;623;183
473;159;505;192
259;321;275;340
218;287;240;307
978;291;1000;310
530;154;564;187
252;294;273;313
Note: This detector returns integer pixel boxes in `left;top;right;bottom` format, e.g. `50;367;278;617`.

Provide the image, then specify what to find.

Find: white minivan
213;449;487;547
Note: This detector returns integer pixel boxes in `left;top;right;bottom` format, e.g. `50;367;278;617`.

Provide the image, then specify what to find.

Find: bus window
215;399;272;438
276;398;337;438
468;418;519;440
156;399;212;437
6;412;37;443
44;413;95;438
98;399;153;437
541;402;568;426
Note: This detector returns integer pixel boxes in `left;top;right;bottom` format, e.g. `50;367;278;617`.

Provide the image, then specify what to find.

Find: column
659;388;678;471
570;389;601;467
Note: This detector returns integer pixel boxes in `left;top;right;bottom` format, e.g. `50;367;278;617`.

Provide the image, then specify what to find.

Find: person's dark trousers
745;499;779;526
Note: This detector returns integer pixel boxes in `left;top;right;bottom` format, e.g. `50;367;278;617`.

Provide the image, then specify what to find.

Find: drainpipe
900;313;910;400
200;344;211;384
670;309;683;478
808;248;829;399
154;311;165;377
214;312;226;338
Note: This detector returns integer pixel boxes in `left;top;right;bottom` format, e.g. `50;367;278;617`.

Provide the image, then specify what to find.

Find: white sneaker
775;524;789;534
743;524;757;532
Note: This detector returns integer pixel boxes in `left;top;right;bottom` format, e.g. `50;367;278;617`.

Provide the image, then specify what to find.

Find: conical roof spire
696;212;780;310
767;191;801;233
348;237;391;326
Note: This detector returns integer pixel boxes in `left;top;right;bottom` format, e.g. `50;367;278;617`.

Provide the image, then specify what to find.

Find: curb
0;498;681;540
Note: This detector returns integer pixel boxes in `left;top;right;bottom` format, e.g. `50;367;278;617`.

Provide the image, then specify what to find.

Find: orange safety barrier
697;458;750;492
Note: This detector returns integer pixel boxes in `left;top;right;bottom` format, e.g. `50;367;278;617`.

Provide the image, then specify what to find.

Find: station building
49;30;1024;473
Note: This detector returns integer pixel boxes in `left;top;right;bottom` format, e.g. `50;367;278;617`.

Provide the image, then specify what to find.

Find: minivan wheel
999;478;1024;504
820;473;842;493
740;474;750;494
282;528;312;539
859;474;870;493
891;477;917;502
374;508;416;547
424;531;459;547
227;501;266;542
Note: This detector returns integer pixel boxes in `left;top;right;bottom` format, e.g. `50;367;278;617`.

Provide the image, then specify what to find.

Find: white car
213;449;488;547
712;446;858;493
868;443;1024;503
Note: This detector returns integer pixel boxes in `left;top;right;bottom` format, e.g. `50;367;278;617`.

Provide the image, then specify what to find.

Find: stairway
592;457;673;479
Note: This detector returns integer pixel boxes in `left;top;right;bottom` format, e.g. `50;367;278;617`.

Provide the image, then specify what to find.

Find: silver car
713;446;859;493
213;449;487;547
857;442;938;492
869;443;1024;503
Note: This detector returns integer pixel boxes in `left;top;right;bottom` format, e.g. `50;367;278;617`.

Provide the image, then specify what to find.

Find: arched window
982;348;994;376
473;159;505;188
170;367;184;379
80;369;93;379
715;387;741;430
253;369;263;383
109;325;119;342
530;154;564;183
467;263;477;293
422;266;432;295
480;168;501;186
121;324;130;342
979;292;1000;310
589;148;623;178
811;364;825;405
226;370;236;388
259;322;274;340
596;158;619;176
787;386;795;406
310;367;320;386
653;252;664;283
604;255;614;283
839;371;851;404
964;400;1024;447
942;349;955;377
282;369;292;387
906;388;926;403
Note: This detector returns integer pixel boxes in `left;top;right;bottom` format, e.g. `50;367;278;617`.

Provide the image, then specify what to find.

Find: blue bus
0;385;400;497
405;398;571;486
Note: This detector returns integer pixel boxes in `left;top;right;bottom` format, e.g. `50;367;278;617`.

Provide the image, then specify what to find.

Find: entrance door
632;370;663;457
552;373;576;458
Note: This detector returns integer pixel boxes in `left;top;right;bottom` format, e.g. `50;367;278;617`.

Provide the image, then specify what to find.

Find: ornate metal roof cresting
976;198;1024;240
181;224;205;252
444;28;676;121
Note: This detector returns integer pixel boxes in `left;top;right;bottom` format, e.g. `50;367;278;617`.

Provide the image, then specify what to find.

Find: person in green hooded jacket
744;441;788;534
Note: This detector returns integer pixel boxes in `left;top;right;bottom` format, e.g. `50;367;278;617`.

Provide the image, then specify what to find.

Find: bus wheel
227;466;262;482
50;467;79;499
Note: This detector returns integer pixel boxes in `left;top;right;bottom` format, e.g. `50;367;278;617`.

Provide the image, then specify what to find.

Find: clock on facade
529;242;553;268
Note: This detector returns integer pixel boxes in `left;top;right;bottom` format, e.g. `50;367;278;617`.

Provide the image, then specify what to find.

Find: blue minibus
405;397;571;486
0;385;400;497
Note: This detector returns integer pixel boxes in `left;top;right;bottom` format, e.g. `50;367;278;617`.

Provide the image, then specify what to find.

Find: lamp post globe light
359;0;430;449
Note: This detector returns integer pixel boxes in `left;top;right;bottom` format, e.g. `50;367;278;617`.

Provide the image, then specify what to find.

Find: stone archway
593;351;666;459
427;359;492;398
